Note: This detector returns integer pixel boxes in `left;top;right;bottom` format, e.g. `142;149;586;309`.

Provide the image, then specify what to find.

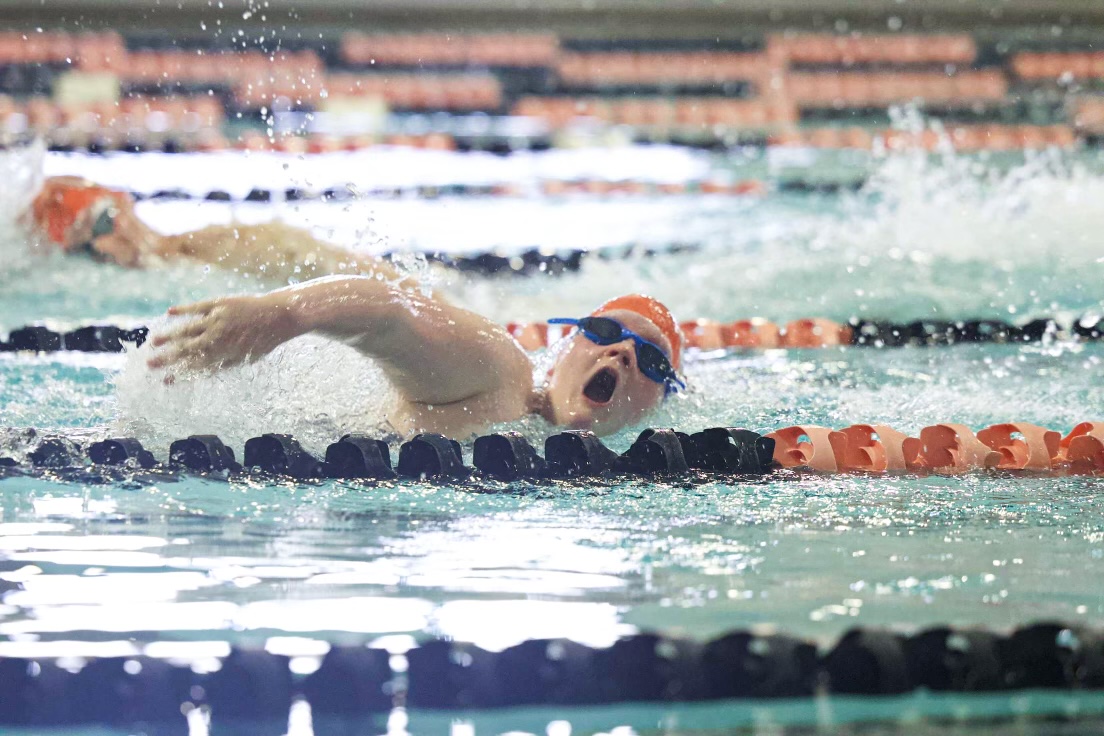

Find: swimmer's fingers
147;335;219;371
167;299;222;317
146;342;198;371
148;332;248;374
150;319;208;348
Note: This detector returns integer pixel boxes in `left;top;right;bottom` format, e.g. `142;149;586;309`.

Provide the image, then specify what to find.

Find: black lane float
0;428;776;483
1;622;1103;728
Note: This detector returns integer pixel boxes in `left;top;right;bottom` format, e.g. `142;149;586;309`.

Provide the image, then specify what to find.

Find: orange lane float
779;318;853;348
912;424;1002;473
976;422;1061;471
680;319;727;351
724;319;781;348
836;424;919;472
1059;422;1104;473
765;425;847;472
514;317;843;351
757;422;1102;475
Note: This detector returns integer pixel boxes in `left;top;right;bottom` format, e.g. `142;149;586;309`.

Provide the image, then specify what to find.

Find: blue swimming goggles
548;316;686;395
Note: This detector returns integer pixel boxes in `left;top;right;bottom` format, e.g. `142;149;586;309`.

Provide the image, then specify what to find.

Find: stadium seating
0;29;1095;151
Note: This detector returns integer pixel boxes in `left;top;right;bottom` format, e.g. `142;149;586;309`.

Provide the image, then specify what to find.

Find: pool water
2;141;1104;733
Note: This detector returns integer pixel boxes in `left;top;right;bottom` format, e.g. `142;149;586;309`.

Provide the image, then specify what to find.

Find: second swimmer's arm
158;222;414;286
149;276;532;407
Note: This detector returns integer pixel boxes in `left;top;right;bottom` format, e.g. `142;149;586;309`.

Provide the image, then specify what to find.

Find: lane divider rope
3;314;1101;353
0;621;1101;726
3;421;1103;480
124;179;767;202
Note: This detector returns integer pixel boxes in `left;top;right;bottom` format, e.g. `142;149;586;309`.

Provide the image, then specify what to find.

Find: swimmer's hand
147;294;300;380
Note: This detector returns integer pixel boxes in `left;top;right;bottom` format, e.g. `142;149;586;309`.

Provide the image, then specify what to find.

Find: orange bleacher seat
1071;97;1104;132
323;73;500;110
768;129;805;146
1011;53;1043;79
838;74;871;105
556;56;588;84
894;36;924;64
512;97;608;127
556;51;768;88
126;52;161;83
236;129;273;151
806;127;845;148
43;33;74;64
941;36;978;64
25;98;61;130
642;99;675;126
469;34;559;66
841;126;874;149
1044;125;1076;147
609;98;650;126
1015;51;1104;81
0;34;21;64
789;35;836;65
341;33;368;64
17;33;43;63
767;99;798;125
451;76;502;109
674;99;709;127
343;32;557;67
867;74;899;103
948;126;980;150
789;70;1005;106
598;53;639;85
970;71;1008;99
193;129;229;151
776;34;976;66
73;32;127;72
981;125;1018;150
1016;125;1048;149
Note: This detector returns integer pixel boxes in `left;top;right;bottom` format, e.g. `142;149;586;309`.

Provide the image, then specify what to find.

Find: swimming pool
2;141;1104;733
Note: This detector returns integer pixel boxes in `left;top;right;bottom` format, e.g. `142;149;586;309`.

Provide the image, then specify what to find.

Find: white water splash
0;135;44;225
114;325;399;456
450;123;1104;323
0;136;45;274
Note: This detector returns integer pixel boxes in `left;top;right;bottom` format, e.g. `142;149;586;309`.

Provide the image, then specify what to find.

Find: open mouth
583;367;618;405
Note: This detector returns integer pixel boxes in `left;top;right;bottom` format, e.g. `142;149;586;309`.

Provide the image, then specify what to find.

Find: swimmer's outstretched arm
156;222;415;285
32;178;412;281
149;276;533;411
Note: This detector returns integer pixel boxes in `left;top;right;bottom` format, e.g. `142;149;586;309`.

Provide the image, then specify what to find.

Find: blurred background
3;0;1104;169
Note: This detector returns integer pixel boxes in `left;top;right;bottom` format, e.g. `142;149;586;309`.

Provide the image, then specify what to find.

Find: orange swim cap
593;293;682;370
32;181;128;247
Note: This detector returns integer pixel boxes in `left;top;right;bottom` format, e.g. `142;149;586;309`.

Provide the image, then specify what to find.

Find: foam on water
114;327;400;454
0;136;43;221
0;136;44;273
451;134;1104;323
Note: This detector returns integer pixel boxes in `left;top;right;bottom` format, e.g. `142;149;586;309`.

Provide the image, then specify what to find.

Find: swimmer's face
545;309;670;436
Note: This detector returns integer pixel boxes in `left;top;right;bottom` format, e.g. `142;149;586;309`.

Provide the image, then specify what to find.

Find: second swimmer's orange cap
593;294;682;370
32;182;127;246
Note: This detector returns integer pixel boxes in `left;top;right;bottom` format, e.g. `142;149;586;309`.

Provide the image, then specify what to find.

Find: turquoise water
2;144;1104;733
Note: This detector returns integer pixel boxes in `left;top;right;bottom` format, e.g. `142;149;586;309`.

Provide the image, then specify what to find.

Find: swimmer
27;176;404;283
147;277;685;438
